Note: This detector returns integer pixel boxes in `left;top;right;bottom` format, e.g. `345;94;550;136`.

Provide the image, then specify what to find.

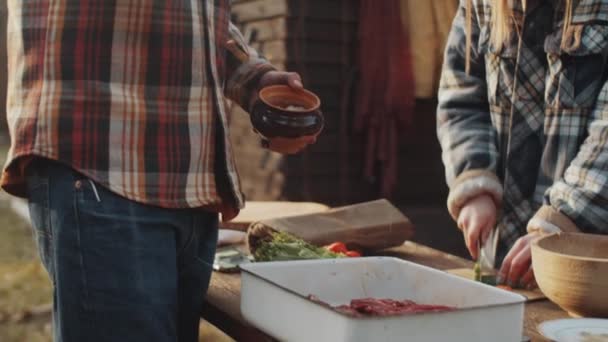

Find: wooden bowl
531;233;608;318
250;85;324;140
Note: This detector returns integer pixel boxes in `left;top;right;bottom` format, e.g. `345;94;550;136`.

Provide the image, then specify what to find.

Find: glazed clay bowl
531;233;608;318
250;85;324;140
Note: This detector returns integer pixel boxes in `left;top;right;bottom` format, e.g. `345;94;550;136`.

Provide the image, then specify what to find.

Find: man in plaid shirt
438;0;608;289
2;1;315;340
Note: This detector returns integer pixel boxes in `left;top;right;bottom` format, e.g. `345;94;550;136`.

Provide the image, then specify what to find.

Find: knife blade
480;227;499;271
475;228;499;284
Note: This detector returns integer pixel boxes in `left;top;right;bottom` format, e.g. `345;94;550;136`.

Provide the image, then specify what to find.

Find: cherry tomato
345;251;361;257
496;285;513;291
326;242;348;254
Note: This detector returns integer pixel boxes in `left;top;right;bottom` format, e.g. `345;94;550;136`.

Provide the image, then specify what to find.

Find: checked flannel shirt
438;0;608;261
2;0;275;219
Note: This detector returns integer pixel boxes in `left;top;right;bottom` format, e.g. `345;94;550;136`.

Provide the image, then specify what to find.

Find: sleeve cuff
225;57;276;111
527;205;580;234
447;170;503;220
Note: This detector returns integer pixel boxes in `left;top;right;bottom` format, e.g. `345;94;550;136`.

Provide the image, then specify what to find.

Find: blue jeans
26;160;219;342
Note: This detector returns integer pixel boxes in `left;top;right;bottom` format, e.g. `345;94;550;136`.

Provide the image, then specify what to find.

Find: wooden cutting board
446;268;546;302
220;201;330;231
247;199;415;253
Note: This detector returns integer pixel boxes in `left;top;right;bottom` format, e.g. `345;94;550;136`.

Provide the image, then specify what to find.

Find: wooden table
202;241;568;341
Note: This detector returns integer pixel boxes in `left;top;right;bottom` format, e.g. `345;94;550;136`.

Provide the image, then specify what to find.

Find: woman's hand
457;194;497;260
498;232;543;289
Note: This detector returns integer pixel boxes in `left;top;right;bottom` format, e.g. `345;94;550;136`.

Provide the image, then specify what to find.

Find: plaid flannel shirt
438;0;608;259
2;0;275;219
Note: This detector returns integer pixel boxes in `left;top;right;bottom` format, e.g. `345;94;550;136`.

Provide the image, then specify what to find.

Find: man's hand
498;232;543;289
250;71;304;110
258;71;303;90
457;194;497;260
252;71;316;155
265;135;317;155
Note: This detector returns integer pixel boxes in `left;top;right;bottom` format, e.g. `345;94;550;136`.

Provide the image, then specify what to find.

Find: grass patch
0;143;52;341
0;206;37;262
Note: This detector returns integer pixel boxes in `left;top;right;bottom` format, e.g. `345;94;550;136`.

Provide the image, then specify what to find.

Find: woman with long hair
438;0;608;288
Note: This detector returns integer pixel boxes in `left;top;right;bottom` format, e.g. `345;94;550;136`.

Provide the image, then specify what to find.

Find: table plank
524;301;569;341
382;241;473;270
204;271;274;341
203;241;568;341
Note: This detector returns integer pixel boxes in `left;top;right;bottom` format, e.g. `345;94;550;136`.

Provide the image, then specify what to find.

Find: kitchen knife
480;227;499;271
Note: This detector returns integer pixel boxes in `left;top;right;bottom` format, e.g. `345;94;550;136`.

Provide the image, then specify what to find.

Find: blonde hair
465;0;574;74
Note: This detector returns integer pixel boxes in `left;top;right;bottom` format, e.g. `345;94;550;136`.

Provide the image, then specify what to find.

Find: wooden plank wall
229;0;448;206
229;0;367;205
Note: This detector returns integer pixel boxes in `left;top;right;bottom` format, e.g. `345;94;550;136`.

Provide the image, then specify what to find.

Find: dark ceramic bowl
250;85;324;140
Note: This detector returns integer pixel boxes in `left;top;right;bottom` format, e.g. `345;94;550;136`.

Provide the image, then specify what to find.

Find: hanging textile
354;0;414;198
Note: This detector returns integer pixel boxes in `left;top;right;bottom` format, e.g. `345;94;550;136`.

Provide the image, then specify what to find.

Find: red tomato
326;242;348;254
345;251;361;257
496;285;513;291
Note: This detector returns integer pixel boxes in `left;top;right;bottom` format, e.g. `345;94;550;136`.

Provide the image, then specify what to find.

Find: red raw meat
308;295;455;317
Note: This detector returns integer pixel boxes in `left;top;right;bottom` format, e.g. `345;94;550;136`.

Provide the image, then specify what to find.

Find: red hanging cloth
354;0;415;198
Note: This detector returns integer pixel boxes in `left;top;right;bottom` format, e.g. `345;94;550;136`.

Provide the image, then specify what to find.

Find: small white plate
539;318;608;342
